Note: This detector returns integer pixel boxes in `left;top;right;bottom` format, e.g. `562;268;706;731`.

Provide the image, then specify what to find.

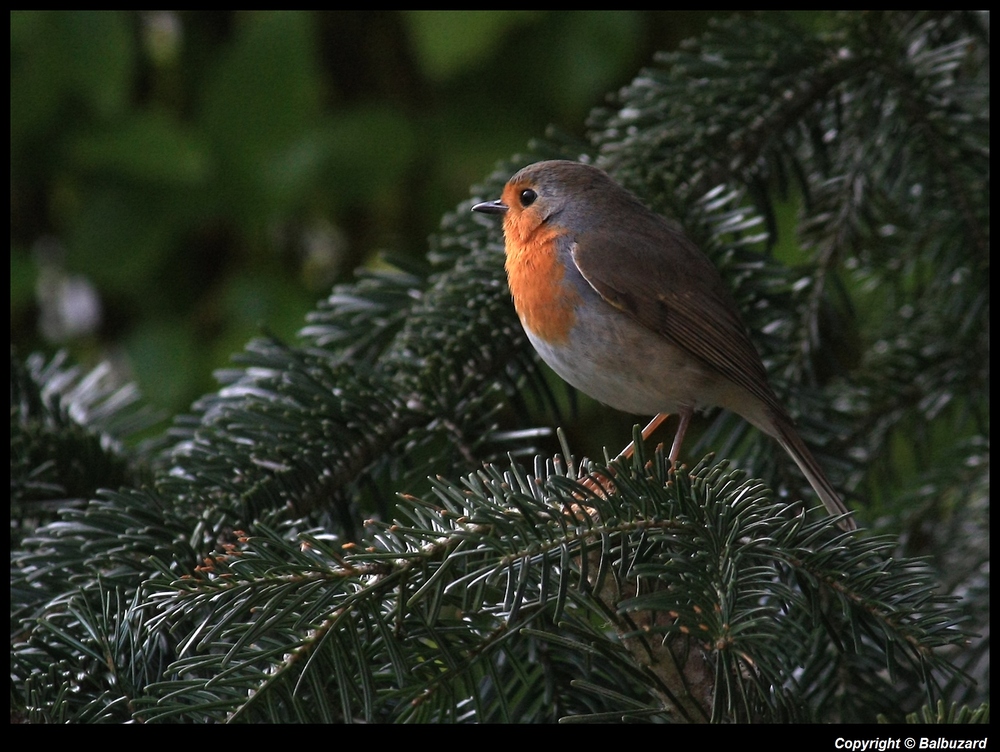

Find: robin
473;159;855;531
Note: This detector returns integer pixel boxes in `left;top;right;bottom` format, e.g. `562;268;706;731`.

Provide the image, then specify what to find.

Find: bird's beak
472;199;508;215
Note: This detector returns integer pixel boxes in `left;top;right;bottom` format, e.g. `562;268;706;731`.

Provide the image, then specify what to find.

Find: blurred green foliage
11;10;718;417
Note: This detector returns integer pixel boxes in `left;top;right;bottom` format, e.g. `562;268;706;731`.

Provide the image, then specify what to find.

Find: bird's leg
617;408;690;466
577;411;681;502
616;413;670;461
576;414;670;501
667;407;692;465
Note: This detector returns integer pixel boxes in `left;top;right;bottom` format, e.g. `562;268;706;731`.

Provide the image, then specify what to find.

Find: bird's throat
503;225;580;346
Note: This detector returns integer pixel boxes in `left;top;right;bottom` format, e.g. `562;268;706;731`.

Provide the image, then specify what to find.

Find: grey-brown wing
569;220;787;419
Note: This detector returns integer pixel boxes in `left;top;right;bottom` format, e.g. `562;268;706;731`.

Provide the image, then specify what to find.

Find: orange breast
503;222;580;345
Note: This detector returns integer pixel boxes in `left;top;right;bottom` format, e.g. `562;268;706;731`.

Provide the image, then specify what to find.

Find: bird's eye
519;189;537;207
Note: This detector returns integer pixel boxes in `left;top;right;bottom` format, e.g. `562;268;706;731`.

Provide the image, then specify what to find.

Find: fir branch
128;447;966;723
11;351;160;512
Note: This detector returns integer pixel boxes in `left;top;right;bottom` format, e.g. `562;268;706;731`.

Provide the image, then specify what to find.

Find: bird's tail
773;418;856;532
